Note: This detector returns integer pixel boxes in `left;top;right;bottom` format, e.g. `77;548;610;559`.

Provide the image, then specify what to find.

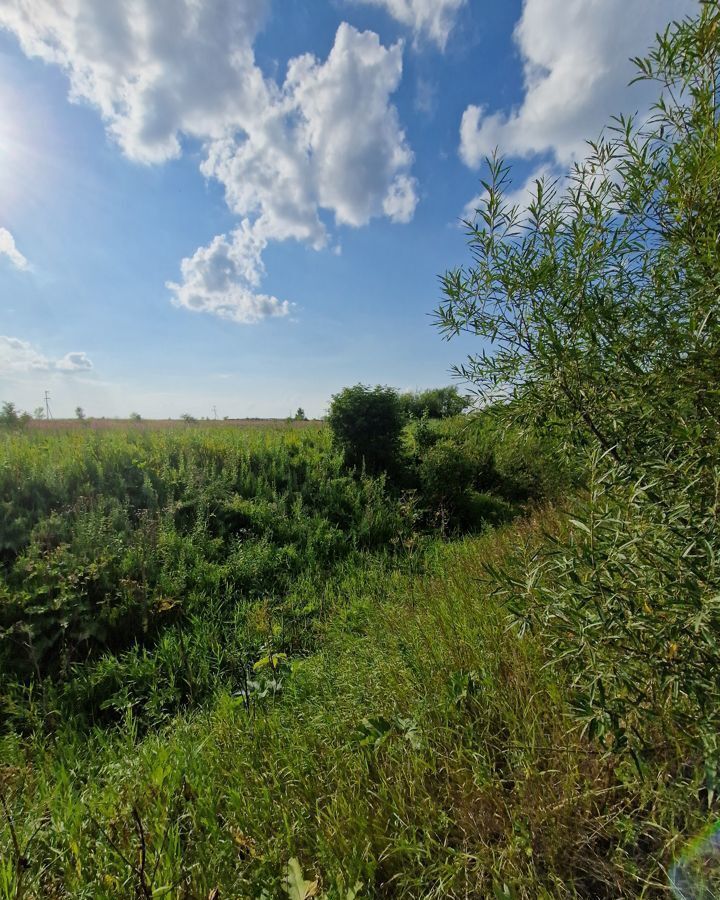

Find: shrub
418;439;475;521
327;384;404;475
437;5;720;771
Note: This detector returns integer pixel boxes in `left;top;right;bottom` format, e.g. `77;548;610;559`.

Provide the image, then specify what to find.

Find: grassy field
0;421;713;898
25;418;322;432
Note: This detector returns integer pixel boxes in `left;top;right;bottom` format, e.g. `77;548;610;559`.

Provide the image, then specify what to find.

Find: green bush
398;386;470;420
437;6;720;772
0;424;417;726
418;439;476;522
327;384;404;475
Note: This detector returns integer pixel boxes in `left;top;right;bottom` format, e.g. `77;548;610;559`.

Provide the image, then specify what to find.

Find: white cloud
353;0;466;49
0;336;93;374
167;229;290;324
56;351;93;371
282;24;416;229
0;336;47;372
0;227;28;270
0;0;270;164
459;0;697;169
0;4;418;323
199;23;416;236
414;76;437;116
181;23;417;320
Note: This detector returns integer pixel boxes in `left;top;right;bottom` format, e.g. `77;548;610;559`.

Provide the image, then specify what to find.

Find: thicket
0;412;552;738
0;427;407;729
438;4;720;776
326;384;566;529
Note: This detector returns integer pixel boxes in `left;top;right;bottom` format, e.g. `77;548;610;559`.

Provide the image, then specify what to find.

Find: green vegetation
397;386;470;420
0;403;30;430
437;3;720;775
327;384;405;475
2;6;720;898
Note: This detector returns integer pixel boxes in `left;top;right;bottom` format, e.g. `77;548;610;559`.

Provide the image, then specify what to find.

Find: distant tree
33;406;45;420
129;412;142;422
294;407;307;421
181;413;196;424
327;384;404;474
75;406;85;421
0;402;30;428
398;386;470;420
0;401;19;428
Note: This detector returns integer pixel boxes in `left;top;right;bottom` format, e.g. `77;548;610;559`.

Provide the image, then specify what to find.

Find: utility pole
44;390;52;420
212;405;217;420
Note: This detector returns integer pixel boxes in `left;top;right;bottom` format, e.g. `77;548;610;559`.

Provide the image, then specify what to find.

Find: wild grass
0;511;710;898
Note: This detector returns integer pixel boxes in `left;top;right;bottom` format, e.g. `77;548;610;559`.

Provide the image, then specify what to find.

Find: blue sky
0;0;694;418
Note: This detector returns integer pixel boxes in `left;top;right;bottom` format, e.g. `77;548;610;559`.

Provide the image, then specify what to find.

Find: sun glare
0;78;52;218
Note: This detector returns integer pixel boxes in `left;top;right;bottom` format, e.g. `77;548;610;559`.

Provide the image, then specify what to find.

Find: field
0;418;714;898
25;419;322;432
3;9;720;897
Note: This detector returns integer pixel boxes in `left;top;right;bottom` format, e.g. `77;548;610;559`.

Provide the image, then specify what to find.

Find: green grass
0;423;711;898
0;515;710;898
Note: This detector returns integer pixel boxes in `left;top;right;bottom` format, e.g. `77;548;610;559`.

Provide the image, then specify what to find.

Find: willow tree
437;4;720;768
437;4;720;475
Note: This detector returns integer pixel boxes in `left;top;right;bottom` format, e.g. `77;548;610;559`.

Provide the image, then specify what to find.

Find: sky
0;0;696;419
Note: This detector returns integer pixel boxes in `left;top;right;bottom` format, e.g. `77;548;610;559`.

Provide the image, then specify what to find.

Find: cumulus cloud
0;3;418;323
0;0;270;163
459;0;697;170
179;22;417;320
199;23;417;237
56;351;93;371
0;227;28;270
353;0;466;49
0;336;93;374
167;229;289;324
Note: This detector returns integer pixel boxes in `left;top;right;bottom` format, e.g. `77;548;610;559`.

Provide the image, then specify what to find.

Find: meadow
0;412;713;899
3;6;720;897
0;415;562;898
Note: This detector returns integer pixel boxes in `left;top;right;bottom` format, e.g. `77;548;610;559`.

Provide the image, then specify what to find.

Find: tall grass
0;517;708;898
0;425;415;732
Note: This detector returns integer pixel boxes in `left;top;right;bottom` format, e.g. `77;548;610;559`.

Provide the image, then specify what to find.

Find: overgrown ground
0;415;715;898
0;420;567;898
0;485;712;897
5;6;720;895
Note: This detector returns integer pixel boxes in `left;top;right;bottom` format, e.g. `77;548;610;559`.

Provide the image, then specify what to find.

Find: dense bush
0;425;417;727
327;384;404;474
0;409;553;729
438;6;720;769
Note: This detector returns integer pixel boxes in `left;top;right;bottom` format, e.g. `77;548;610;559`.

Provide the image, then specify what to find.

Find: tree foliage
0;402;30;429
327;384;404;474
437;7;719;471
398;386;470;420
437;4;720;765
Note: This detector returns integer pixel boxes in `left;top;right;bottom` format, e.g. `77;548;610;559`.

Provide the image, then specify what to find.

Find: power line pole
44;390;52;420
212;405;217;420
